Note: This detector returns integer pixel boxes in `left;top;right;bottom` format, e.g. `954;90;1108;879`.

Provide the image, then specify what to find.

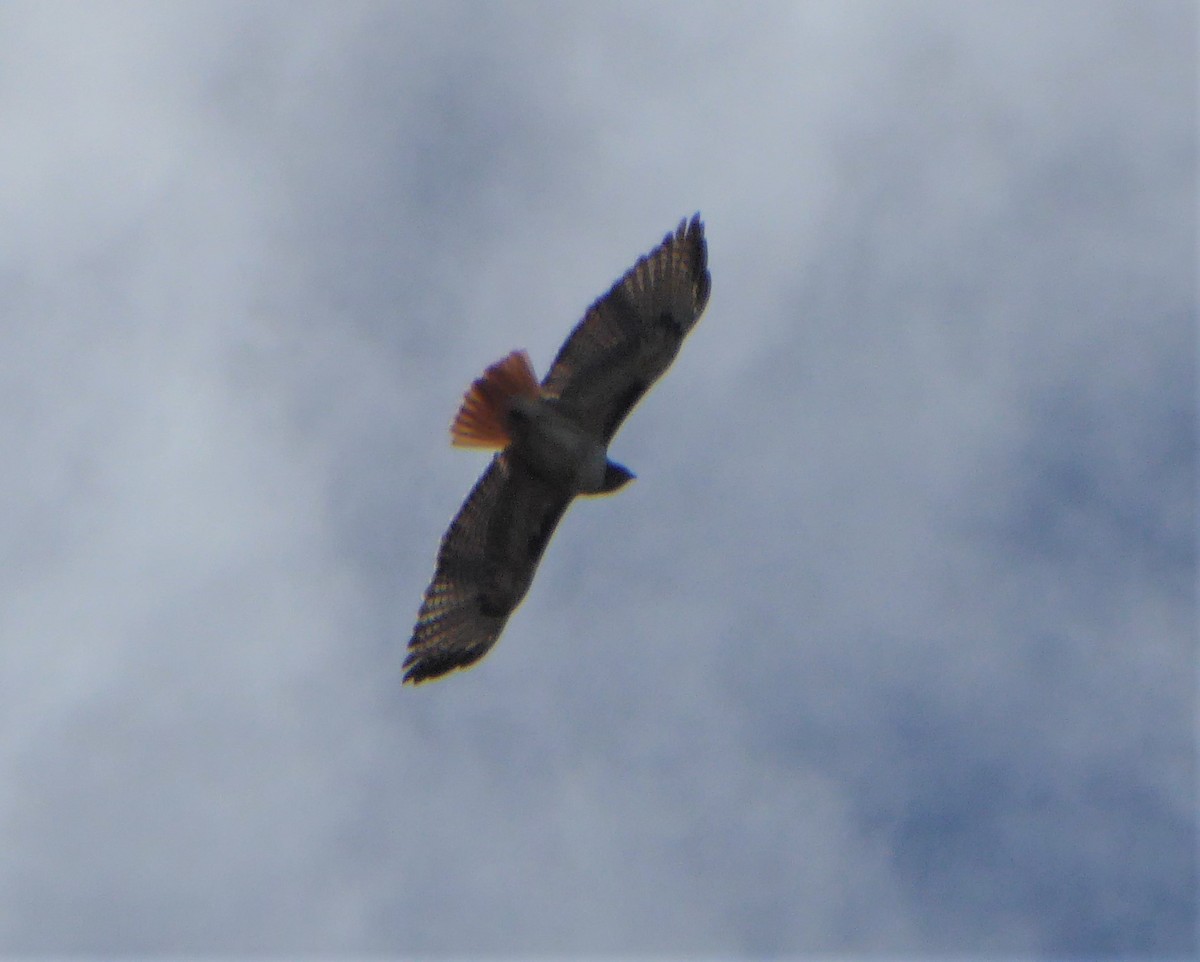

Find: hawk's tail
450;350;540;448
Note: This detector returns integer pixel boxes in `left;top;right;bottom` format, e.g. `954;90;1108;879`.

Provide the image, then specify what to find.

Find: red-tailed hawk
404;215;711;684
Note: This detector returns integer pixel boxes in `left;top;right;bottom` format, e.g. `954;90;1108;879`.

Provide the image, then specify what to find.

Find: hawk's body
404;215;710;684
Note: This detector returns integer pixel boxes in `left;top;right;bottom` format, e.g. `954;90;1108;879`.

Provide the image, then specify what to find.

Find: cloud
0;1;1193;955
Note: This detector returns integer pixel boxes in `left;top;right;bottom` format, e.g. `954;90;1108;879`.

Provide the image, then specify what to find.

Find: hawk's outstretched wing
403;452;572;684
405;216;710;684
540;214;710;442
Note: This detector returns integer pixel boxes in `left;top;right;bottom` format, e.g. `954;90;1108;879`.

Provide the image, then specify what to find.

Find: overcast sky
0;1;1194;956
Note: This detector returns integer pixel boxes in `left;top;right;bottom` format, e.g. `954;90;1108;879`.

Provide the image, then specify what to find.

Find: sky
0;1;1194;956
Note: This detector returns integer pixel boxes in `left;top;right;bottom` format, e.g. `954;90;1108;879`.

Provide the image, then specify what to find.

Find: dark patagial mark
525;514;557;558
604;379;648;438
478;589;512;619
658;310;683;337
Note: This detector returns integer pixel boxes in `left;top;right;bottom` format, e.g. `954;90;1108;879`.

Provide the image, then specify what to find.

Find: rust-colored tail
450;350;540;448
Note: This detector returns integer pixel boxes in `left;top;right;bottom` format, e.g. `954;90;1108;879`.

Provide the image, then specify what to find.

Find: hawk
404;215;711;684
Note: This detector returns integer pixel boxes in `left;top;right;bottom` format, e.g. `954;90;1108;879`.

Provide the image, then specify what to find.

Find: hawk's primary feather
404;215;710;684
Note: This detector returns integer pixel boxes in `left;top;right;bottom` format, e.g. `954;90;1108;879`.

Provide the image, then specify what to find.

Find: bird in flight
404;215;711;684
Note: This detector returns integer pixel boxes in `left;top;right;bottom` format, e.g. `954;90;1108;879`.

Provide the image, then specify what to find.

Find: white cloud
0;1;1192;954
